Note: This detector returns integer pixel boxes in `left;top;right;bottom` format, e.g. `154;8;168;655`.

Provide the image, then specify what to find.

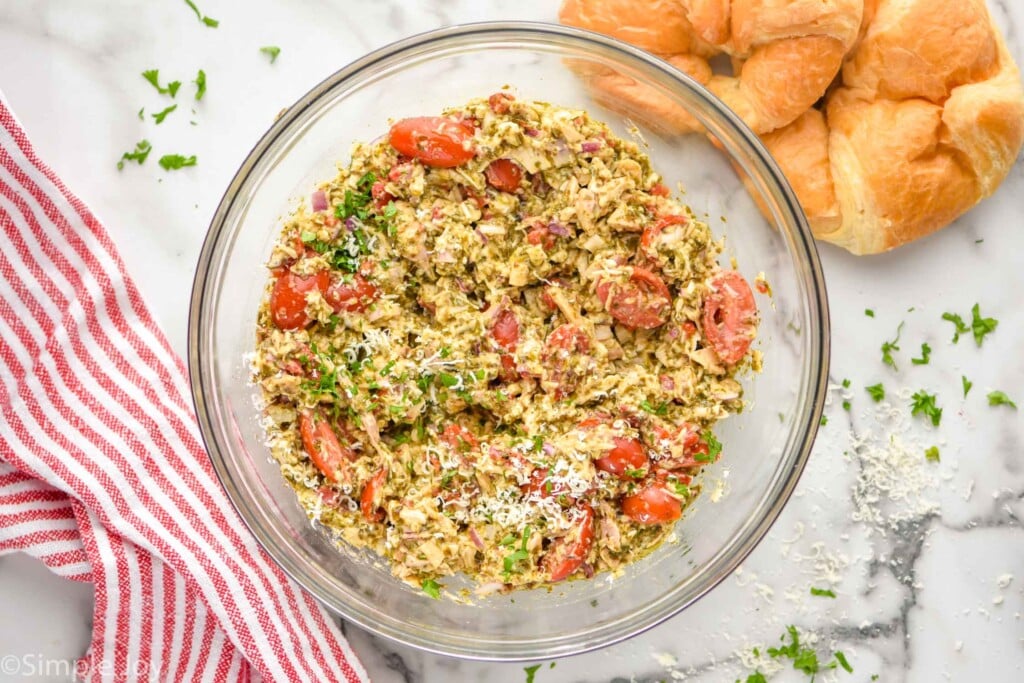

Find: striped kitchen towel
0;94;368;682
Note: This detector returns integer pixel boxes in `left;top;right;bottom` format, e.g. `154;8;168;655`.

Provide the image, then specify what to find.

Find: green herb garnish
910;342;931;365
117;139;152;170
151;104;177;124
524;664;541;683
158;153;197;170
183;0;219;27
624;468;646;479
695;430;721;463
820;415;828;426
142;69;181;97
941;311;969;343
834;651;853;674
881;322;904;369
810;587;836;598
260;46;282;63
910;390;942;426
866;383;885;402
987;390;1018;409
962;376;973;398
193;69;207;100
970;304;998;346
502;526;532;580
639;399;669;416
421;578;441;600
864;309;875;318
925;446;940;462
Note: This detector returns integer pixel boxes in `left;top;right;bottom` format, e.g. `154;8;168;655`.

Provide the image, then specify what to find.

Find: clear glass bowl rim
188;20;830;661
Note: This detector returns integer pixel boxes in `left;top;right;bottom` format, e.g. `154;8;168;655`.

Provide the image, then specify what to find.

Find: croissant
560;0;1024;255
559;0;863;134
764;0;1024;254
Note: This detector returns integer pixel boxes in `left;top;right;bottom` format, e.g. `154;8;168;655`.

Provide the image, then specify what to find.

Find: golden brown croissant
559;0;863;134
764;0;1024;254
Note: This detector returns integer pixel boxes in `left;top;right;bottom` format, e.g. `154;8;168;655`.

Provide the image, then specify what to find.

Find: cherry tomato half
325;274;379;314
643;421;709;470
484;158;523;193
360;466;388;523
597;267;672;330
388;116;476;168
596;437;648;478
298;410;356;483
542;505;594;582
270;270;329;330
621;483;681;525
490;309;520;351
702;270;757;366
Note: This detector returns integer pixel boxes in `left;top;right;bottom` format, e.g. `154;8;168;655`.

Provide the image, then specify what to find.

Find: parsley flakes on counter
193;69;207;100
962;376;973;397
142;69;181;98
810;587;836;598
881;322;903;369
766;625;853;679
910;342;931;365
117;139;152;170
151;104;177;124
183;0;219;27
925;446;940;462
158;154;197;171
942;304;998;346
987;391;1018;409
910;390;942;426
865;383;885;402
420;578;441;599
260;46;282;63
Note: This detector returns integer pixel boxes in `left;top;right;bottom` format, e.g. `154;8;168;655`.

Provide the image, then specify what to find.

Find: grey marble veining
1;1;1022;681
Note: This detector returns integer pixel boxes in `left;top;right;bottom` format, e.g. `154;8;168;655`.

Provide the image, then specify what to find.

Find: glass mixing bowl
188;21;829;661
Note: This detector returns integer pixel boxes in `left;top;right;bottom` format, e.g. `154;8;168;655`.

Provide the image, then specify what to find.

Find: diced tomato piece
388;116;476;168
498;353;519;382
484;159;523;193
542;505;594;582
440;424;478;453
488;92;514;114
325;274;379;313
640;213;689;256
621;483;681;525
643;421;709;469
596;267;672;330
298;410;356;483
541;324;592;400
595;437;648;478
650;183;671;197
270;270;329;330
526;226;556;250
702;270;757;365
490;309;520;351
360;466;388;523
370;181;394;209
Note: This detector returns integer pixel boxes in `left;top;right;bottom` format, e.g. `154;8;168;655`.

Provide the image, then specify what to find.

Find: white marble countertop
1;1;1022;681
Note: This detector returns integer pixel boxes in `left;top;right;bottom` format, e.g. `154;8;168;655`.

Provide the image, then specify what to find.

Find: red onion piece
542;442;556;457
469;528;485;550
344;217;359;232
311;190;328;212
660;375;675;391
581;141;602;153
581;562;595;578
546;221;570;237
524;128;541;137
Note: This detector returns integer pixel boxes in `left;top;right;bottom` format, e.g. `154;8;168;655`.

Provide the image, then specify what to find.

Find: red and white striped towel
0;94;368;682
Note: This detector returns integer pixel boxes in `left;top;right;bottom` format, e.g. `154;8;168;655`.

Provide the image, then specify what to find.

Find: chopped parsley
910;390;942;426
742;673;767;683
841;400;851;411
669;477;690;496
820;415;828;426
962;376;973;397
502;526;532;580
117;139;152;170
624;468;646;479
524;664;541;683
910;342;931;365
137;107;144;120
531;435;545;453
864;309;875;318
810;587;836;598
158;154;197;170
639;399;669;416
420;578;441;600
834;651;853;674
970;304;998;346
183;0;219;27
193;69;207;100
260;46;282;63
696;430;722;462
881;322;904;369
841;378;851;388
941;311;969;343
141;69;181;98
925;446;940;462
151;104;177;124
865;383;885;402
335;172;377;221
987;390;1018;409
